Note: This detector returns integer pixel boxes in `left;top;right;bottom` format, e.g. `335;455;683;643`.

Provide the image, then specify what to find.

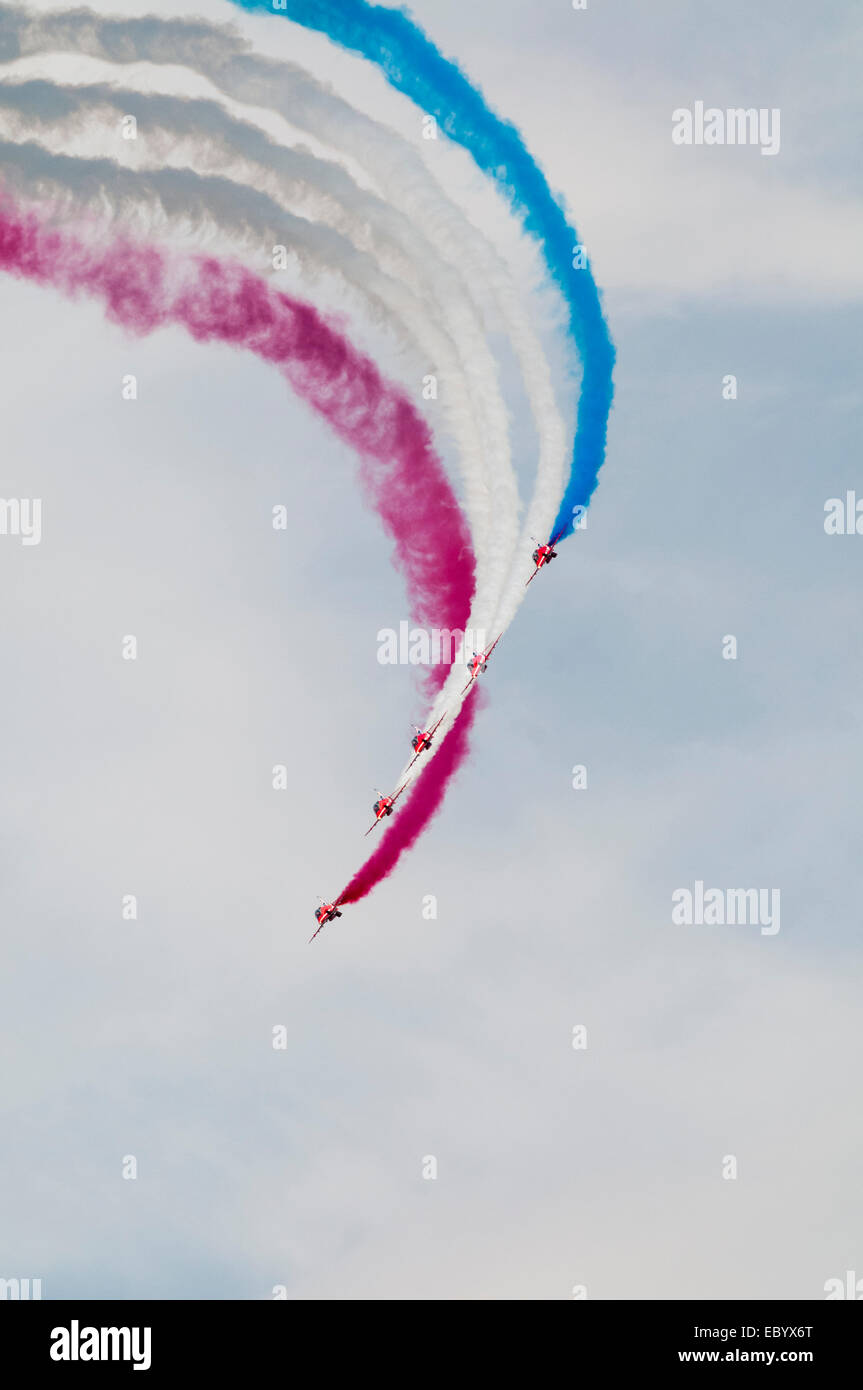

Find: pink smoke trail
0;191;475;903
338;686;481;905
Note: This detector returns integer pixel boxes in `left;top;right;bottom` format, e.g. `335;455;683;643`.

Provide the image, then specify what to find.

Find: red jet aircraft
310;899;343;943
407;715;446;769
461;634;502;694
365;783;408;836
525;531;563;586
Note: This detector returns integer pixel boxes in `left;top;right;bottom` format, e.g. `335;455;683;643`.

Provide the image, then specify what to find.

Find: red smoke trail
0;192;476;902
338;685;481;905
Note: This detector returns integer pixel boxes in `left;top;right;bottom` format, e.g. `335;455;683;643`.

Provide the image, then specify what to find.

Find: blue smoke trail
231;0;614;541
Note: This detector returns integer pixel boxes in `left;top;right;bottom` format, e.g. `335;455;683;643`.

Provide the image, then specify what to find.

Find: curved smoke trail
0;1;614;909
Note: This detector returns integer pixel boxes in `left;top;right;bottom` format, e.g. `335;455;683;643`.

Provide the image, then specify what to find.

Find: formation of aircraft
314;534;562;937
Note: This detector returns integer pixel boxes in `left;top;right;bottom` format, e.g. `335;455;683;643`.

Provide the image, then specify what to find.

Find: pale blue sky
0;0;861;1299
